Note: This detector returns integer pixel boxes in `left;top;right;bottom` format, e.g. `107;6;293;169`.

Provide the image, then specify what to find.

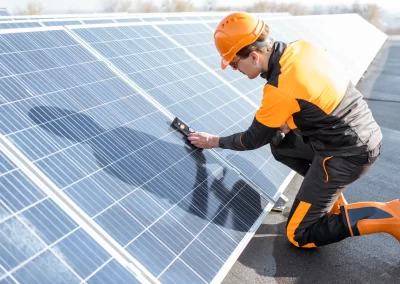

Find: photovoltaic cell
0;27;271;282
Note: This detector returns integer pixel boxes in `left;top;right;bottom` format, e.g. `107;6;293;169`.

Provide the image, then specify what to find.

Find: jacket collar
260;41;287;81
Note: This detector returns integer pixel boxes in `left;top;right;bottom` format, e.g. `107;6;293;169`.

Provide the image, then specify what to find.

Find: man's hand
188;132;219;149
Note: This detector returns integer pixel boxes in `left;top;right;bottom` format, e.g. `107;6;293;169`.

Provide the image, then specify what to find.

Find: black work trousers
270;131;380;247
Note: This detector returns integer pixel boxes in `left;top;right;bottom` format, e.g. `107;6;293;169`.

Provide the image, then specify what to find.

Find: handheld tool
171;117;201;149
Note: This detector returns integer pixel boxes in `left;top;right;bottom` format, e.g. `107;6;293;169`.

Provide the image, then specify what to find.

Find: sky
1;0;399;14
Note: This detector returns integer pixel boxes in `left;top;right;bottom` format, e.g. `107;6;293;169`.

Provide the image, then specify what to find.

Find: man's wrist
212;136;220;148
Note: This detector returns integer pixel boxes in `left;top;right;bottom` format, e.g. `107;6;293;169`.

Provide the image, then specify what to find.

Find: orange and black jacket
219;40;382;156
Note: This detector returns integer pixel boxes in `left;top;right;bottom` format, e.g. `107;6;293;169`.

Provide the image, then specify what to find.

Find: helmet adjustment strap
252;37;274;47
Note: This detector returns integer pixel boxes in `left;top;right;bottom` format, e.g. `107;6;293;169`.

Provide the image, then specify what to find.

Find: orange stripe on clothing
323;156;333;182
286;201;317;248
239;135;247;149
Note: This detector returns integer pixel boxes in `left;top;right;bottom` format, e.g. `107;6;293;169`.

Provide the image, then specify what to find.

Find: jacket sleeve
218;117;278;151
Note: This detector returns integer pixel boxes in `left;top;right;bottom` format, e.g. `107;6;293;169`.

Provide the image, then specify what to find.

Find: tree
173;0;195;12
17;1;45;15
102;0;133;12
137;0;160;13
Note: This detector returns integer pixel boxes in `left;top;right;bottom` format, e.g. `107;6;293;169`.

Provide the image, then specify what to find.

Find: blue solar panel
0;26;271;282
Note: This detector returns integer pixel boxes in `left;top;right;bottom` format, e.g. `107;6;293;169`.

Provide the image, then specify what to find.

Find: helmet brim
221;58;229;70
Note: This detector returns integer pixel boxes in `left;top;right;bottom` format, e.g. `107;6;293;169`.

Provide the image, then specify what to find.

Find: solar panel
0;26;272;283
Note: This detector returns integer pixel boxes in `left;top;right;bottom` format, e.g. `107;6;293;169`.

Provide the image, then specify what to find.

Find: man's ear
250;51;259;62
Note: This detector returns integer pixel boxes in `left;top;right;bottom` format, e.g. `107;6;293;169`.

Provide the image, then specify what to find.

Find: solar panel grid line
0;266;18;284
0;137;159;284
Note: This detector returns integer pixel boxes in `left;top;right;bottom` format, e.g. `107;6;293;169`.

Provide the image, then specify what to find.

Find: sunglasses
229;57;243;70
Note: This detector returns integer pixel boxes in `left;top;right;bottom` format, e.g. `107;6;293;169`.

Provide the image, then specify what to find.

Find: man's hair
236;25;273;58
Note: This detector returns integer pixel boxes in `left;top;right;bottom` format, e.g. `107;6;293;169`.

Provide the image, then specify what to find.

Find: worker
187;12;399;247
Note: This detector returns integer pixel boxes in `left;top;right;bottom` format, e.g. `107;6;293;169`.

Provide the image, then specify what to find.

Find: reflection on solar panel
0;26;272;283
0;13;387;283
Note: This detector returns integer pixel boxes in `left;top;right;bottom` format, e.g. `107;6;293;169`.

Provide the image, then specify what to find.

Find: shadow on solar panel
28;106;265;232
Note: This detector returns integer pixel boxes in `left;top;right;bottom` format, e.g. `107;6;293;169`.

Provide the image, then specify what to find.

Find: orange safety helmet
214;12;265;70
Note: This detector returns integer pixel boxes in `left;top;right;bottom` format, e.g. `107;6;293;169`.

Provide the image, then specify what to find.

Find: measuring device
171;117;200;149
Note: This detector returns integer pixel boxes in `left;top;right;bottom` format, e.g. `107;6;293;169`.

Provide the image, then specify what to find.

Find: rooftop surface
224;35;400;284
